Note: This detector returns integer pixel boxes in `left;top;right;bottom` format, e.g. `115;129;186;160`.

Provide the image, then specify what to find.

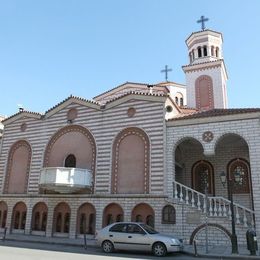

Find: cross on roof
197;15;209;31
160;65;172;82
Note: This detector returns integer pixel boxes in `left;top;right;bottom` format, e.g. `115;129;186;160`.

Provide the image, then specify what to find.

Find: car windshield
139;224;158;234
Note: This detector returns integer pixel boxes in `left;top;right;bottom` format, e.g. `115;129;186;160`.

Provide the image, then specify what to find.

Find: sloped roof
169;108;260;121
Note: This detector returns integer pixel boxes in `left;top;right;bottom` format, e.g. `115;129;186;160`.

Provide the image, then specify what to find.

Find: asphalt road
0;240;214;260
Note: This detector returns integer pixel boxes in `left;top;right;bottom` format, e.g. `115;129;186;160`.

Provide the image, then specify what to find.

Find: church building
0;20;259;248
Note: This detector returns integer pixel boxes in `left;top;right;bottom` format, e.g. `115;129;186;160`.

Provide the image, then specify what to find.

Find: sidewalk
1;233;260;259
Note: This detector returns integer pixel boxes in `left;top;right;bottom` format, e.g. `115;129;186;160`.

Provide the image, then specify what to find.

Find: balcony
39;167;93;194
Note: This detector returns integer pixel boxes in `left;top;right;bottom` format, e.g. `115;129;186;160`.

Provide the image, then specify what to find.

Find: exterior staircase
172;180;255;228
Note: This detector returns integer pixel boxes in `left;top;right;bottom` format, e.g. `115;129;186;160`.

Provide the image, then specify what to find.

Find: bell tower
182;17;228;111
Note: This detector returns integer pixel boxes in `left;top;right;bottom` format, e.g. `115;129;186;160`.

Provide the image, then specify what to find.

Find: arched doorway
77;203;96;236
215;134;252;209
175;137;204;187
11;202;27;233
31;202;48;234
131;203;155;227
0;201;7;229
102;203;124;227
53;202;70;237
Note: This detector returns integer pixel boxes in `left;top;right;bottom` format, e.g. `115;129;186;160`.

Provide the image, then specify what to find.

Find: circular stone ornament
21;123;27;132
202;131;214;142
67;108;78;121
127;107;136;117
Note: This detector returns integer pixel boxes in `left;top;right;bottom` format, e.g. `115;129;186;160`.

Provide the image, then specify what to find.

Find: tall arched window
175;97;179;105
162;205;176;224
228;159;250;194
195;75;214;110
192;160;214;195
211;46;215;56
216;47;219;57
180;98;184;106
198;47;202;57
64;154;76;168
203;46;207;56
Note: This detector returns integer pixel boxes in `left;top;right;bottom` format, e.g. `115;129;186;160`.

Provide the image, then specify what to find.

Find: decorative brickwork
189;223;232;245
43;125;96;192
4;140;32;194
111;127;150;194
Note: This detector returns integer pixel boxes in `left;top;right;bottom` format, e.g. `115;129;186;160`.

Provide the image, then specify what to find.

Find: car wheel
102;240;114;253
152;242;167;257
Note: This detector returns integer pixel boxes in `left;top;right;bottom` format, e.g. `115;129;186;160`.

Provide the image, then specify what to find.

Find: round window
166;105;173;113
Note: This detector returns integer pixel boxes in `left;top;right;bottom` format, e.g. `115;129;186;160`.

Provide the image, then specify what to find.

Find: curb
1;237;260;259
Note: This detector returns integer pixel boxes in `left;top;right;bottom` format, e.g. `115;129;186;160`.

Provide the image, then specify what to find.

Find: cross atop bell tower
197;15;209;30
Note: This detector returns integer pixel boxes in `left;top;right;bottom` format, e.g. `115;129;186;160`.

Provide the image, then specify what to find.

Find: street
0;240;215;260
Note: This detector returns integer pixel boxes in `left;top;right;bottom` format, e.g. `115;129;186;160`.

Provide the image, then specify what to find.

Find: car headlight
171;238;180;245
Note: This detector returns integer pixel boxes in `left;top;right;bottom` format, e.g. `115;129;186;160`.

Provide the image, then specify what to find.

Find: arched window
211;46;215;56
162;205;176;224
192;160;214;195
216;47;219;57
203;46;207;56
64;154;76;168
180;98;184;106
198;47;202;57
175;97;179;105
228;159;250;194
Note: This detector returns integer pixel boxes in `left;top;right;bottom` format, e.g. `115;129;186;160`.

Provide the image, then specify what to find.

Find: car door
108;223;129;250
125;224;151;252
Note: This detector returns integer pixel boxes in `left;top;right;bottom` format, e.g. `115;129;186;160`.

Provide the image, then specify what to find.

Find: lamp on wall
219;170;242;254
67;119;73;124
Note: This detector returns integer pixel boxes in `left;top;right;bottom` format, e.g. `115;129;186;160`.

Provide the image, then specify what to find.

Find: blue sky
1;0;260;116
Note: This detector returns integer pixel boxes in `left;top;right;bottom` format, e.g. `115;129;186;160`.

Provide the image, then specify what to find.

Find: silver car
96;222;183;257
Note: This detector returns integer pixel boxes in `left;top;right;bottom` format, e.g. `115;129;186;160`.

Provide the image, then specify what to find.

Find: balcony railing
39;167;92;193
